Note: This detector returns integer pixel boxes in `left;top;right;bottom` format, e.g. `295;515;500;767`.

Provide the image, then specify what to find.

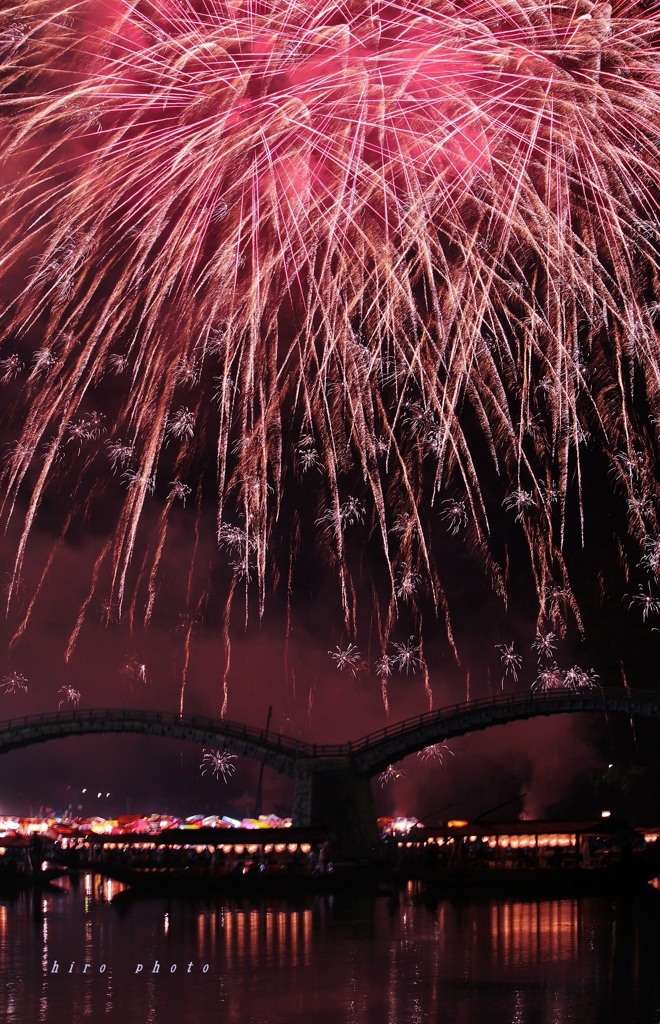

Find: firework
295;436;322;476
439;500;469;537
531;663;599;693
496;642;522;682
200;748;238;782
375;654;393;679
417;743;453;763
531;631;557;663
563;665;600;691
627;584;660;621
0;670;28;694
390;637;422;675
169;480;192;506
328;644;364;676
638;538;660;577
58;685;81;709
1;0;660;706
532;663;565;693
105;441;135;473
122;657;148;687
378;764;408;788
0;355;23;384
395;569;422;604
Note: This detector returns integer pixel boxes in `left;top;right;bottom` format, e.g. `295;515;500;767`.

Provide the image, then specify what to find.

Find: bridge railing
0;708;321;757
339;686;637;756
0;687;653;762
0;707;353;758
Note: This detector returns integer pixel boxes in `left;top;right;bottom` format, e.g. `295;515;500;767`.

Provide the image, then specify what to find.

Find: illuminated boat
396;819;660;896
80;827;378;894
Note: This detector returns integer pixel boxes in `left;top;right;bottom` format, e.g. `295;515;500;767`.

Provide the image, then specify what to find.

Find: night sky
1;0;660;826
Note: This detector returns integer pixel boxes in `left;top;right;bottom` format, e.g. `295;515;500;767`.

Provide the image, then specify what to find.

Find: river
1;875;660;1023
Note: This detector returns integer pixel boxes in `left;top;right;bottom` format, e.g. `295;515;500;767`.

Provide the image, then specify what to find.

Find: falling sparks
503;490;537;524
0;0;658;701
295;436;322;475
563;666;601;692
395;570;421;603
316;497;366;535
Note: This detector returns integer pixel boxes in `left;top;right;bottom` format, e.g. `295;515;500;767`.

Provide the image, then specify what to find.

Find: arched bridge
0;689;658;776
345;687;660;775
1;688;659;852
0;707;310;779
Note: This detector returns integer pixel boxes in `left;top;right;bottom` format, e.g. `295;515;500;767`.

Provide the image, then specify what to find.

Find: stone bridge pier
292;757;378;858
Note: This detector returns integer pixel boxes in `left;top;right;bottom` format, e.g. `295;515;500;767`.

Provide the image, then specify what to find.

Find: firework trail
1;0;660;708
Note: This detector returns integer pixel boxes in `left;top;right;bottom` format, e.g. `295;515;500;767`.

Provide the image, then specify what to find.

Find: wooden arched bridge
1;688;659;852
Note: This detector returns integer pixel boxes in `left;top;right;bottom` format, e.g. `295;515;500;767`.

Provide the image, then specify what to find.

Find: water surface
1;874;659;1023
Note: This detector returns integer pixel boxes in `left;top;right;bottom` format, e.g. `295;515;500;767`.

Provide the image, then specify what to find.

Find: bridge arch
346;689;660;777
0;689;659;779
0;708;313;779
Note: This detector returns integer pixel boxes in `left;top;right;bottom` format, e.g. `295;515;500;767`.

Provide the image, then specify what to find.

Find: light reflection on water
0;875;659;1024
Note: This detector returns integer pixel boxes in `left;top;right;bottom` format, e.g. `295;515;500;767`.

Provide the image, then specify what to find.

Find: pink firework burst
0;0;659;700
